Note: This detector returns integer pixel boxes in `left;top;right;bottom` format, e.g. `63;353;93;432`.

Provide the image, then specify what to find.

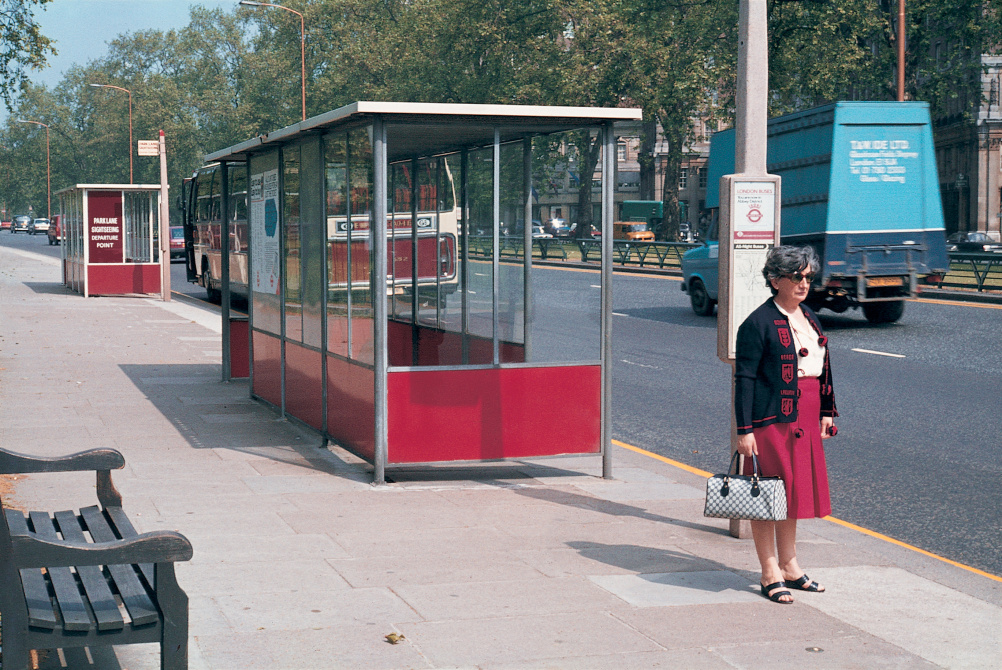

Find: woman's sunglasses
783;271;816;283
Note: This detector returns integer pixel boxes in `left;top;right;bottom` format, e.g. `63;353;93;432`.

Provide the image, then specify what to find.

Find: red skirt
744;377;831;519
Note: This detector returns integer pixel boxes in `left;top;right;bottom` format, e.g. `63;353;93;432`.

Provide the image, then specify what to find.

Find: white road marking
620;359;661;370
852;348;905;358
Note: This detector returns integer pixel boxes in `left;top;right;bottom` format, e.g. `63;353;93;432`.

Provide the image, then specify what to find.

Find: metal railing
468;235;698;271
941;251;1002;293
467;239;1002;293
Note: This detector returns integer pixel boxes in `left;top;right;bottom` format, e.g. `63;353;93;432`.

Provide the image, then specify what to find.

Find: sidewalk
1;244;1000;670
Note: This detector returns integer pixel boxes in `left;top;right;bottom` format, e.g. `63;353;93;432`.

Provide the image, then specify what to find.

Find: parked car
0;219;10;231
28;218;50;235
568;223;601;238
946;231;1001;252
169;226;186;261
612;221;655;241
11;215;31;233
544;217;572;238
531;225;553;239
47;215;61;245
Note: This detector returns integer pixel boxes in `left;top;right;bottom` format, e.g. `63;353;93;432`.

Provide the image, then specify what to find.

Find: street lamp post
239;1;306;121
16;120;50;219
89;83;133;183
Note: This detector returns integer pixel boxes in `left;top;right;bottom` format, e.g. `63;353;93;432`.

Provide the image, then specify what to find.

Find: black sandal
760;581;793;604
786;574;825;592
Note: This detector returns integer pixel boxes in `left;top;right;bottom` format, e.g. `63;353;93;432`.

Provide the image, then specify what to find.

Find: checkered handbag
704;452;787;521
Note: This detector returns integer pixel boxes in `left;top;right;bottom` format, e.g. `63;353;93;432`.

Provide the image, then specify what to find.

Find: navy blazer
734;299;837;435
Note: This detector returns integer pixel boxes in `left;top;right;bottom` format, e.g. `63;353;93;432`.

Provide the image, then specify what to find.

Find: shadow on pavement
117;363;363;476
23;281;74;295
511;485;727;536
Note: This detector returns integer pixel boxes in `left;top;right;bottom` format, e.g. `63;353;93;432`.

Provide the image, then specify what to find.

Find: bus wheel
202;259;221;303
862;300;904;324
689;278;716;316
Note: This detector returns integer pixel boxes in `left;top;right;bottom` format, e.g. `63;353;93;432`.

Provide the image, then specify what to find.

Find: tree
0;0;55;110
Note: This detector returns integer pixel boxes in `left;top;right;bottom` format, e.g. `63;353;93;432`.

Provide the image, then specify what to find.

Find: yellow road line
613;439;1002;583
822;516;1002;583
613;439;712;478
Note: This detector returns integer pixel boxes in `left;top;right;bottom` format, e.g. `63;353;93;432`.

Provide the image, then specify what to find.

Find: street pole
720;0;782;539
897;0;906;102
89;84;133;183
159;130;171;302
239;1;306;121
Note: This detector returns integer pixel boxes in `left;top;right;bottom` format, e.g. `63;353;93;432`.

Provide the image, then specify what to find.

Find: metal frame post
492;129;501;365
523;137;533;360
373;119;389;484
601;123;614;480
221;162;232;381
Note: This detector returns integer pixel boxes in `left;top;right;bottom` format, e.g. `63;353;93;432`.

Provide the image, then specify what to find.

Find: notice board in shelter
88;191;124;263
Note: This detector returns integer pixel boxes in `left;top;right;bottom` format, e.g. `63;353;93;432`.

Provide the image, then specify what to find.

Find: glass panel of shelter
317;123;604;370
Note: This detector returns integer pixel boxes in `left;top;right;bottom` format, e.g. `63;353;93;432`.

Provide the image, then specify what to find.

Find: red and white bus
182;157;459;307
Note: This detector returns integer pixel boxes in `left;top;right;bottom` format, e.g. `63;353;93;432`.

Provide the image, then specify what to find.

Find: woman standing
734;246;838;604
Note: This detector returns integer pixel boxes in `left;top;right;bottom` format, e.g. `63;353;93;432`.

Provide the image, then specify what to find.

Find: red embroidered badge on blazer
782;364;795;383
777;328;791;347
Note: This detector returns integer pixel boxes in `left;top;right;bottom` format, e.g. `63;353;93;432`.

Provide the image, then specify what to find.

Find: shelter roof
204;101;642;163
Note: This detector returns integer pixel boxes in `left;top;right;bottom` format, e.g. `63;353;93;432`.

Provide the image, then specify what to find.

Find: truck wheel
862;300;905;324
689;278;716;316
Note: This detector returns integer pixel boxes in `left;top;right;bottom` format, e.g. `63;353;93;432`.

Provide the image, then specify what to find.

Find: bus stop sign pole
158;130;171;302
718;0;780;538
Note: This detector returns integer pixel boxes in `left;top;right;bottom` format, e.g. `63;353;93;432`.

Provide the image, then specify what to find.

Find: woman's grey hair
762;245;820;295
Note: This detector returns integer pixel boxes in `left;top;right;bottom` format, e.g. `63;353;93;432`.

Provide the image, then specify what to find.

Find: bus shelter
204;102;641;482
56;184;163;297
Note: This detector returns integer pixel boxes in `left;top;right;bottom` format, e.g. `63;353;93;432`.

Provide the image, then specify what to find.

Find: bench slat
79;506;159;626
53;510;125;631
104;504;154;584
5;509;58;629
28;511;92;632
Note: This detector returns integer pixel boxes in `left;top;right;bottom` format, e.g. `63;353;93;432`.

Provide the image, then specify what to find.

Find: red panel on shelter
252;331;282;407
229;319;249;378
87;264;161;295
387;365;601;463
284;342;323;430
327;356;375;462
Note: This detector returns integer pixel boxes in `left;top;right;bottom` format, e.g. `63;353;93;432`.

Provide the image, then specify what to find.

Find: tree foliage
2;0;1001;222
0;0;55;110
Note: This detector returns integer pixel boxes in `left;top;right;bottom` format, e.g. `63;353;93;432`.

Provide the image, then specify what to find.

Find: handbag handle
721;451;762;498
728;451;760;477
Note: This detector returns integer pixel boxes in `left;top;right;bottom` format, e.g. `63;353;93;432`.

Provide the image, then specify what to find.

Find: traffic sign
137;140;159;156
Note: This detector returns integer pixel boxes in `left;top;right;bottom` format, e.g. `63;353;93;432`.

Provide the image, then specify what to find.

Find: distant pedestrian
734;245;838;604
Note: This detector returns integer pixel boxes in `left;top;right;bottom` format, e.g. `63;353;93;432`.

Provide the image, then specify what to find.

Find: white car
29;218;51;234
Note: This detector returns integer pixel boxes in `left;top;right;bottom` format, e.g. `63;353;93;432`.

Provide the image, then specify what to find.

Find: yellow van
613;221;655;242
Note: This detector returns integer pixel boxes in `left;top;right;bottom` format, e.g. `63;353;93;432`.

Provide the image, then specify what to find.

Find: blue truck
682;102;949;323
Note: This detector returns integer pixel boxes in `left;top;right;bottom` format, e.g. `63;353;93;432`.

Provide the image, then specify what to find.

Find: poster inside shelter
250;169;280;294
88;191;123;263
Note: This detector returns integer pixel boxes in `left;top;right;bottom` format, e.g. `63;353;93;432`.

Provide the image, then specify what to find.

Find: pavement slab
2;243;1000;669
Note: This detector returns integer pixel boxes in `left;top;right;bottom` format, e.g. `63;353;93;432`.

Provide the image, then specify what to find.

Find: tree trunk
574;131;602;238
639;118;657;201
659;128;683;242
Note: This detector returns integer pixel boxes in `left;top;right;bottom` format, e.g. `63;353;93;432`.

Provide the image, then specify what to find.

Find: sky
3;0;232;120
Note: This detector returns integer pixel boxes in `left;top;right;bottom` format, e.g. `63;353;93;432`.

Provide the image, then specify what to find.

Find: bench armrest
10;529;193;568
0;447;125;475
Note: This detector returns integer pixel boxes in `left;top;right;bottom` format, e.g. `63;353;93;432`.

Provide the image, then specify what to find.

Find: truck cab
683;102;949;324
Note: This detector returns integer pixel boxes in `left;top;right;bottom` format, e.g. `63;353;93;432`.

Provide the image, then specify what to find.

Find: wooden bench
0;447;193;670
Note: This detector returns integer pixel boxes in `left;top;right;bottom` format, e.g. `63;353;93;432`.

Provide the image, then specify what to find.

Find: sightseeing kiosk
202;102;641;482
56;184;163;296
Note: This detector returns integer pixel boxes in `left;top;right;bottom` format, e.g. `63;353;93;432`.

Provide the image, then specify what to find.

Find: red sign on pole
88;191;123;263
